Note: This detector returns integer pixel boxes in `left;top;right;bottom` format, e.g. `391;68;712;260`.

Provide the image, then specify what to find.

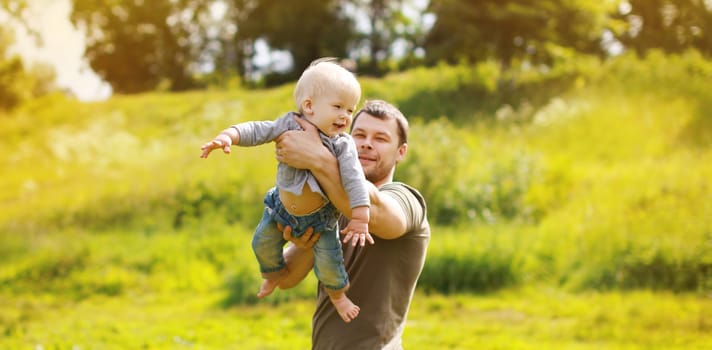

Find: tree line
0;22;56;110
2;0;712;98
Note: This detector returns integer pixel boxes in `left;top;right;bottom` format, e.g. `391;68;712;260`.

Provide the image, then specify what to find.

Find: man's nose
360;140;373;149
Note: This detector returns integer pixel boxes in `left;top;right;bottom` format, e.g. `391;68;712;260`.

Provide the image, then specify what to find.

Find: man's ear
395;143;407;163
301;99;313;115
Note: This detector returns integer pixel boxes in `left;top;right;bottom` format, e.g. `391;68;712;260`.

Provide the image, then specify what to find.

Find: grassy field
1;51;711;348
2;225;709;349
3;286;710;349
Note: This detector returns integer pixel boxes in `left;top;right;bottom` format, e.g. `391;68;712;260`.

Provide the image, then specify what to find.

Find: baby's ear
301;99;313;115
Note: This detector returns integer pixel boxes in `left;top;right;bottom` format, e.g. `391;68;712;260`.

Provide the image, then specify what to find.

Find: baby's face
306;90;358;137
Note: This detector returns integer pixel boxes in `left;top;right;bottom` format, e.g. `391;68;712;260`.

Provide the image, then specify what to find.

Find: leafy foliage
0;25;56;111
234;0;355;84
424;0;620;69
23;0;711;95
70;0;211;93
617;0;712;57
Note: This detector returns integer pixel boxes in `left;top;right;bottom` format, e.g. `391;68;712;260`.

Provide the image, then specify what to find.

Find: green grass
1;51;712;348
1;226;709;349
2;288;709;349
409;288;712;350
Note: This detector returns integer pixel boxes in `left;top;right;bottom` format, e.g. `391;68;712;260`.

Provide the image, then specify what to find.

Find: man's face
350;113;406;186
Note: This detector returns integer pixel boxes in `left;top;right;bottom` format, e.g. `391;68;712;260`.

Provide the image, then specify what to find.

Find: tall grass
0;225;318;305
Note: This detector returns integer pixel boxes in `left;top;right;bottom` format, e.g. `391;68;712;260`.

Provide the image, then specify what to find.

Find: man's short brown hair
352;100;409;146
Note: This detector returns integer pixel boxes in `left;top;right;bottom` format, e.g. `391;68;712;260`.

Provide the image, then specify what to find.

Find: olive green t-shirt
312;182;430;350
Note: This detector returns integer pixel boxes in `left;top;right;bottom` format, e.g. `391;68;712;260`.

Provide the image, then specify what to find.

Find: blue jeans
251;187;349;290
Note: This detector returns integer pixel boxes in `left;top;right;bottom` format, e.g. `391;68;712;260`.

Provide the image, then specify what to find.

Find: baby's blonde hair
293;58;361;113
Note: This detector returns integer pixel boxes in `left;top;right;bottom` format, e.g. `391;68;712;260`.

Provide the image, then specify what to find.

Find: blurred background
4;0;711;104
1;0;711;349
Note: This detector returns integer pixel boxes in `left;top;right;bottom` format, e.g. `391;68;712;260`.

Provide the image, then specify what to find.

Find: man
274;99;430;349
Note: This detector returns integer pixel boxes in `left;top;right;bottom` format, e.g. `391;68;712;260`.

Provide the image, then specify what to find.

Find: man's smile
358;153;376;164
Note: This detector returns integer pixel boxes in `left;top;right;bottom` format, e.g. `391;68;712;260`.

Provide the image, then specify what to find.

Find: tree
68;0;361;90
349;0;425;76
617;0;712;57
0;25;28;110
0;8;57;111
228;0;355;85
66;0;429;91
424;0;619;72
70;0;214;93
0;1;29;33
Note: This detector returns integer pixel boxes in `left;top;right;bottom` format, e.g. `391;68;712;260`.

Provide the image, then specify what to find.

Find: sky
8;0;111;101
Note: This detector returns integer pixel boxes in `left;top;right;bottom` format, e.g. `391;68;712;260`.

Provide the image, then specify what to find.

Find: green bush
398;118;540;225
418;225;523;293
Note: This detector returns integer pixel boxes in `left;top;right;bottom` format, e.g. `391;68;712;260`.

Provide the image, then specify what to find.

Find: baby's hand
341;219;374;247
200;136;231;158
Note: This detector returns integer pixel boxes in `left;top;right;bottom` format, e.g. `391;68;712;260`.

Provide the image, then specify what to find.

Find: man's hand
275;115;324;169
279;223;321;249
279;224;318;290
200;135;232;158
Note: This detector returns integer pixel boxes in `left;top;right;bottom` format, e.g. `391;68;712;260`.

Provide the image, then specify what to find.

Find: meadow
1;51;711;349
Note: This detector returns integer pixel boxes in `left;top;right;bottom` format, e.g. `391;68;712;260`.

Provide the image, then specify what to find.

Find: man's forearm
278;243;315;289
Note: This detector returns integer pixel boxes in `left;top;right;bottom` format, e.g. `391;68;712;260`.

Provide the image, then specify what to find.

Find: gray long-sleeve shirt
232;112;369;209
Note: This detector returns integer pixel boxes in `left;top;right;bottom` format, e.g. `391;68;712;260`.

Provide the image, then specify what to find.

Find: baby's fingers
200;140;230;158
365;233;374;245
200;143;215;158
342;232;354;244
352;233;366;247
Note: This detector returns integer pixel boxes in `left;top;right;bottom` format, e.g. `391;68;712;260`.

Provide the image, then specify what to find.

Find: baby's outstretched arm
200;127;239;158
341;206;373;247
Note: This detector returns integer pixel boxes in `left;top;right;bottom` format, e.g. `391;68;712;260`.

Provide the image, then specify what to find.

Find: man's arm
362;184;408;239
275;117;408;240
278;226;319;289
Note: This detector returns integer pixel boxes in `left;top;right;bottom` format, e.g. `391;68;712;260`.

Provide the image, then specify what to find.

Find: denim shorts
251;187;349;290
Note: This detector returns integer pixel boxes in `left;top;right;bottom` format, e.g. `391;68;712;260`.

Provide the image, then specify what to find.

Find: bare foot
330;295;360;322
257;278;281;298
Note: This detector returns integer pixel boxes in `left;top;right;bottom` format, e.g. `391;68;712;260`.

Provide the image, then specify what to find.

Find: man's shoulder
380;182;422;195
379;182;427;210
379;181;429;238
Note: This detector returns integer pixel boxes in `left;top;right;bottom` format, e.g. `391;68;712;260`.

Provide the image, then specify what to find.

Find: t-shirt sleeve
379;182;427;232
